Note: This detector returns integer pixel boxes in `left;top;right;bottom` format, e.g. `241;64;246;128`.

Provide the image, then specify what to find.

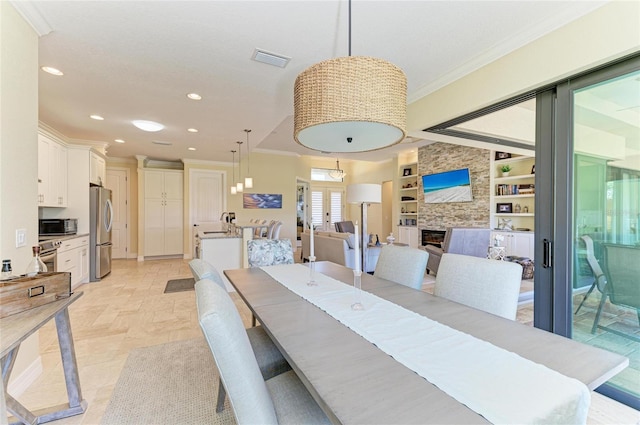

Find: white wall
0;1;42;392
408;1;640;132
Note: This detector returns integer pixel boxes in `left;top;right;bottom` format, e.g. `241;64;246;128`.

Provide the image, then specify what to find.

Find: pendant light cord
348;0;351;56
231;150;236;184
244;129;251;174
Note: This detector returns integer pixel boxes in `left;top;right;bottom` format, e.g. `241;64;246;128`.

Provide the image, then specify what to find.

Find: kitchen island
196;222;269;290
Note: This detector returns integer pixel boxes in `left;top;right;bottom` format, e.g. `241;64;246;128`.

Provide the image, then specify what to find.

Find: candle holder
351;269;364;310
307;256;317;286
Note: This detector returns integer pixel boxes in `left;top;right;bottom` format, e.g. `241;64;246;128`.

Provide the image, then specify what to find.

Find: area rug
163;277;196;293
101;338;236;425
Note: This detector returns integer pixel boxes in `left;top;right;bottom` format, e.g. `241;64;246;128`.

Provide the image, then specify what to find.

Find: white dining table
224;262;628;425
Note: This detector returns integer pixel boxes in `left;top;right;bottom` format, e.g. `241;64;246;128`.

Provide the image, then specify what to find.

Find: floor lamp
346;184;382;273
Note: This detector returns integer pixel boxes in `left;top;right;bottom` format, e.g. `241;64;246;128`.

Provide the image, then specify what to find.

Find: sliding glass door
538;57;640;407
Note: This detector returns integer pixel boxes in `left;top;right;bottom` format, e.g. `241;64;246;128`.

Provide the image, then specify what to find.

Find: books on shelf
495;184;535;196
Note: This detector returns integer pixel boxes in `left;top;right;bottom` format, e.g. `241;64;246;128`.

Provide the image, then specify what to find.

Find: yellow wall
0;1;41;391
408;1;640;132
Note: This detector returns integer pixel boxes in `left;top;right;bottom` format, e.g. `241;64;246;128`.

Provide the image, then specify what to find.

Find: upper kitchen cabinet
90;151;106;186
38;134;68;207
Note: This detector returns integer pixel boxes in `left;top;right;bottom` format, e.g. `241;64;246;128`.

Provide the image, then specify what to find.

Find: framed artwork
495;151;511;160
403;168;412;176
243;193;282;209
496;202;513;213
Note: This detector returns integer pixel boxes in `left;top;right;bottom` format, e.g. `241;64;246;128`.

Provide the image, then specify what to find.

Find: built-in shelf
495;213;535;217
495;194;535;199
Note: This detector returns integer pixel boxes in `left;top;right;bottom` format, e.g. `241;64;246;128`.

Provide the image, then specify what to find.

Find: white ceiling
17;0;607;163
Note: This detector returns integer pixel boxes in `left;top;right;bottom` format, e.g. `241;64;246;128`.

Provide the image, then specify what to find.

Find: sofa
301;231;380;273
423;227;491;275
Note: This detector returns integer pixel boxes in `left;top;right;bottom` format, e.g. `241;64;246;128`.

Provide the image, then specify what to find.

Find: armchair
424;227;491;275
335;221;355;233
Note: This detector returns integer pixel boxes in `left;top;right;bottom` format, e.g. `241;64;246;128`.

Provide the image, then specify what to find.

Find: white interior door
106;168;128;259
189;169;225;256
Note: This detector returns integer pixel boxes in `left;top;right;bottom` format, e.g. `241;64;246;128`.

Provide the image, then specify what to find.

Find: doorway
106;167;130;259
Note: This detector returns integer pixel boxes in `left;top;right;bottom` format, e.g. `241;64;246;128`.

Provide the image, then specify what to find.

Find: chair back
374;245;428;290
270;221;283;239
195;279;278;424
581;235;606;287
335;221;355;233
603;244;640;309
247;239;294;267
189;259;226;289
443;227;491;257
434;253;522;320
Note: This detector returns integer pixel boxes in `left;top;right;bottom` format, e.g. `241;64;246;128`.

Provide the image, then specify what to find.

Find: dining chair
270;221;283;239
247;239;294;267
188;259;291;412
334;221;355;233
590;244;640;340
195;280;331;425
434;253;522;320
575;235;607;315
374;245;428;290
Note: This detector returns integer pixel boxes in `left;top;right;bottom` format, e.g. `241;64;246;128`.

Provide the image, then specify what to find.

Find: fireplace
421;229;446;247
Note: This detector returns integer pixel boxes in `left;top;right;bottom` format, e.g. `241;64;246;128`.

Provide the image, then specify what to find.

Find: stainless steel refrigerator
90;186;113;281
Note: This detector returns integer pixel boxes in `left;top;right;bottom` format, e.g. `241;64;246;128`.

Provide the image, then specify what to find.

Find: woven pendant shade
294;55;407;153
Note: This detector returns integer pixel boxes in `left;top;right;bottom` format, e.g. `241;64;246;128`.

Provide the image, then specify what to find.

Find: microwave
39;218;78;236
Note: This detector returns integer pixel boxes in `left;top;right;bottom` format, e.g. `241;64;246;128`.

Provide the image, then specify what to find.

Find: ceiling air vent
152;140;172;146
252;48;291;68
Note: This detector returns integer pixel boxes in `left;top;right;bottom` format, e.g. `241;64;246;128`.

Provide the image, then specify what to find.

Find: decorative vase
502;171;510;177
386;233;395;245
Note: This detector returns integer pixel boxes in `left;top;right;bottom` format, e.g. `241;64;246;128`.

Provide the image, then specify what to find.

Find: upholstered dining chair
188;259;291;413
434;253;522;320
374;245;429;290
195;280;331;425
247;239;294;267
270;221;283;239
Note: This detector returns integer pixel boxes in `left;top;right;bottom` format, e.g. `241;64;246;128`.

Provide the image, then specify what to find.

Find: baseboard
7;356;43;396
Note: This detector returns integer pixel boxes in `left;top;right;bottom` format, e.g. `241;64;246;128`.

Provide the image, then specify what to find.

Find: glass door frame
538;55;640;408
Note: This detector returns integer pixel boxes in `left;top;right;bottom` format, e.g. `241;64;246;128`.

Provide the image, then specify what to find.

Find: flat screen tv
422;168;473;203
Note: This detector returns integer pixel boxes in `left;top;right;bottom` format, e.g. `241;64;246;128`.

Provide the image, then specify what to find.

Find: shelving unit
491;153;535;260
398;162;420;247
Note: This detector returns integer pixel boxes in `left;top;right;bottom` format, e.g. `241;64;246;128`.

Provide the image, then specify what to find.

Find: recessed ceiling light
90;115;104;120
187;93;202;100
114;139;125;144
132;120;164;132
41;66;64;76
187;128;198;133
188;147;196;151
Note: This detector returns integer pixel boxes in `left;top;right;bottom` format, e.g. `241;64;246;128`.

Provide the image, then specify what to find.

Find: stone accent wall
418;143;490;231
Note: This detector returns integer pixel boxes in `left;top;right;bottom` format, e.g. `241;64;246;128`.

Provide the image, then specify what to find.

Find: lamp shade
294;56;407;153
346;184;382;204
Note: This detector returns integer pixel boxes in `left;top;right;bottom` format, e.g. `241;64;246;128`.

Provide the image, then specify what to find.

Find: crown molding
9;1;52;36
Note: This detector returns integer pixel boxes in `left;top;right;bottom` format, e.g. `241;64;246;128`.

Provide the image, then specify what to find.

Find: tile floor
7;258;639;424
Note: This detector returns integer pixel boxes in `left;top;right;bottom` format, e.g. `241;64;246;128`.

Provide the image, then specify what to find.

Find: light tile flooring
8;258;639;424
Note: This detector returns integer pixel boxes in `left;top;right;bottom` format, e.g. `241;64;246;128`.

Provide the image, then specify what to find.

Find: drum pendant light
244;129;253;189
293;0;407;153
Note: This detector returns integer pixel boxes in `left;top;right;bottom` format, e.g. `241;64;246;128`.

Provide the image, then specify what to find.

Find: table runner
261;264;590;425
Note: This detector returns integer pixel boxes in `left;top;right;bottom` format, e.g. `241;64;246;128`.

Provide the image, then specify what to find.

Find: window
311;168;344;182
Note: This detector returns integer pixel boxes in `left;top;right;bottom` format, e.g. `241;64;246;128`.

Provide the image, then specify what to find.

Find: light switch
16;229;26;247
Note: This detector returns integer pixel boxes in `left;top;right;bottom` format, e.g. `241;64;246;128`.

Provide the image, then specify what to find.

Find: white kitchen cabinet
90;151;106;186
397;226;420;248
492;231;534;260
56;235;90;289
144;170;184;256
38;134;68;207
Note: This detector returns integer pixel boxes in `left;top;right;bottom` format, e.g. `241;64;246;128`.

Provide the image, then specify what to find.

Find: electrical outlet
16;229;26;247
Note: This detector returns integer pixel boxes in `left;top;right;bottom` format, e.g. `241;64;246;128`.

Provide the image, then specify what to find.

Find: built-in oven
38;239;61;272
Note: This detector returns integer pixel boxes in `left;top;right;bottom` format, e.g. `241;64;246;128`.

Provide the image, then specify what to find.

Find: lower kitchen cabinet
57;236;90;289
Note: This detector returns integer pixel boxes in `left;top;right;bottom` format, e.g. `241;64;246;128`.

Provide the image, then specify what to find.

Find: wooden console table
1;292;86;425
